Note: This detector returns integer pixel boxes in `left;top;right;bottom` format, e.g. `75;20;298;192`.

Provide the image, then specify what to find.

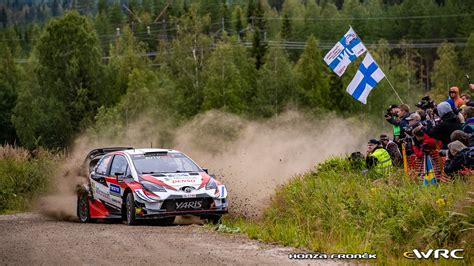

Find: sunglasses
449;91;456;93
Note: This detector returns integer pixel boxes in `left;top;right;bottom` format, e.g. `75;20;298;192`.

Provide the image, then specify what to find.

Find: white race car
77;147;228;225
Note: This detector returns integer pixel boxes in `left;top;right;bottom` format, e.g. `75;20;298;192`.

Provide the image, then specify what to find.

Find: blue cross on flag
324;27;367;77
346;53;385;104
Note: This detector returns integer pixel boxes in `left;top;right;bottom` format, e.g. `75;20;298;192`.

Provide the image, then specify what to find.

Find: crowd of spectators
363;85;473;181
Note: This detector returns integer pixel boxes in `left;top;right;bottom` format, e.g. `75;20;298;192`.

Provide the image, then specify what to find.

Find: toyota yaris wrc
77;147;228;225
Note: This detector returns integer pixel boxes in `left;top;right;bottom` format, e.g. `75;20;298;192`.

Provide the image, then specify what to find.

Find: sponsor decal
176;201;202;210
172;179;196;183
403;249;464;260
182;194;197;198
165;173;192;178
345;33;357;46
95;187;110;199
109;184;121;196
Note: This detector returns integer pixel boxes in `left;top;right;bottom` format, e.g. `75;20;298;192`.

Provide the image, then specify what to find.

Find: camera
404;122;422;136
416;96;435;110
385;104;398;118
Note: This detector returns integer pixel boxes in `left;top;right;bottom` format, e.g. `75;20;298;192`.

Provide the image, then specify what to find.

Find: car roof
121;148;181;155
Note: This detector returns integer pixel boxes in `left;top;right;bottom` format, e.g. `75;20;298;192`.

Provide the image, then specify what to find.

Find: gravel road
0;213;311;265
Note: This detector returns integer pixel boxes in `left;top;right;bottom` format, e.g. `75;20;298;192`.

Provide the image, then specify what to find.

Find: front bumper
136;195;228;218
138;209;228;219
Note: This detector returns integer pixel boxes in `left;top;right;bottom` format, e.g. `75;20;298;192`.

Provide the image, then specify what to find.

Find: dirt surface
0;213;318;265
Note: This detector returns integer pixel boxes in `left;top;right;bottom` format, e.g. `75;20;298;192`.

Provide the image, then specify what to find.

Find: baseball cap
368;139;380;145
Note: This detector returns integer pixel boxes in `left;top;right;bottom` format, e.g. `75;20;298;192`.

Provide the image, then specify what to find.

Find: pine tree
280;12;291;40
232;5;244;38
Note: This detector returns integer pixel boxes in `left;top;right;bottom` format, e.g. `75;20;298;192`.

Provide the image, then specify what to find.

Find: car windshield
131;152;201;174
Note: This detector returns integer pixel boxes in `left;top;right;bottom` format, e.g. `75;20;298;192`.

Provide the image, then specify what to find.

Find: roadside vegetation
220;157;473;264
0;145;57;214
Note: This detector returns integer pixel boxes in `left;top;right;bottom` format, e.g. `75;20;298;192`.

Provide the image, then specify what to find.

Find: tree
13;11;104;149
202;38;256;114
163;7;213;118
232;5;245;38
0;42;18;144
280;12;291;40
463;33;474;77
105;26;150;107
109;2;123;26
1;6;8;27
254;46;295;117
431;42;463;102
93;68;177;147
294;35;330;110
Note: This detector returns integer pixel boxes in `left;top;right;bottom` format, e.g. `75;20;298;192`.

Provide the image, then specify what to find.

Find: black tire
77;192;94;223
207;215;222;225
125;192;137;226
154;216;175;226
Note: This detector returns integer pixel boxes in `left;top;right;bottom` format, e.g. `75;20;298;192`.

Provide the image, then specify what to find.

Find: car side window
96;155;112;175
110;155;129;177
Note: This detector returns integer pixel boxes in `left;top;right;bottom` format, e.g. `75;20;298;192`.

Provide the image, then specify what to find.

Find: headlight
141;181;167;193
205;179;217;190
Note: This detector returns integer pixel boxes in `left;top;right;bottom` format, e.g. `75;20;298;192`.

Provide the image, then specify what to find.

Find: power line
254;13;474;21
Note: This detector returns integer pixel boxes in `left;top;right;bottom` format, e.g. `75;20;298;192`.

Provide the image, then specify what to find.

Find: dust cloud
39;110;372;220
174;110;370;217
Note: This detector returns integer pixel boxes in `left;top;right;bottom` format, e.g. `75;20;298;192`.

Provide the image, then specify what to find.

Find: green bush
0;149;55;213
222;157;473;263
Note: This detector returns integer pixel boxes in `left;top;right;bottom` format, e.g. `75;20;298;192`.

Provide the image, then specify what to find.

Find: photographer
415;95;437;128
428;102;462;149
400;112;424;156
384;104;401;143
444;141;473;176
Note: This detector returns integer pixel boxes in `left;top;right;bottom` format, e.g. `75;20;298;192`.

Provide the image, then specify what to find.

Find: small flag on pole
346;53;385;104
324;27;367;77
423;154;437;186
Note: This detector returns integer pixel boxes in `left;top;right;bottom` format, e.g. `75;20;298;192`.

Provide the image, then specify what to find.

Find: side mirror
115;172;124;182
202;168;209;174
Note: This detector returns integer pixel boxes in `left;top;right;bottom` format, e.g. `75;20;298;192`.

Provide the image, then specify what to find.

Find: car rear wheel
125;192;137;226
77;192;94;223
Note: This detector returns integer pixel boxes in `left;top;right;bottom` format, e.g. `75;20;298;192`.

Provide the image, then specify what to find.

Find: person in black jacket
444;141;473;176
428;102;462;149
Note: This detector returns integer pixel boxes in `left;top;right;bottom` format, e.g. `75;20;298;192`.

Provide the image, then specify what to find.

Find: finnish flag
346;53;385;104
324;27;367;77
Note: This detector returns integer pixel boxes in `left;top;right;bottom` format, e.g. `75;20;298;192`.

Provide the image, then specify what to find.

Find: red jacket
413;133;438;158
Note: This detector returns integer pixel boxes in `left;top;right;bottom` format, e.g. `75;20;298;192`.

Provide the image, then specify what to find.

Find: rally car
77;147;228;225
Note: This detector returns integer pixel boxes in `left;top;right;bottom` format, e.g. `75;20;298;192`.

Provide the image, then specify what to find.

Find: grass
219;157;474;264
0;145;57;213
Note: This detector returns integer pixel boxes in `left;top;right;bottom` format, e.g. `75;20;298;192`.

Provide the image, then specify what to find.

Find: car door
106;155;129;208
91;154;113;204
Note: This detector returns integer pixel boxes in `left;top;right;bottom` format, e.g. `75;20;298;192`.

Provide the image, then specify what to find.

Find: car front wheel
125;192;137;226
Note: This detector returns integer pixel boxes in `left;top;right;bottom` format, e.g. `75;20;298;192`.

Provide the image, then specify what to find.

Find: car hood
140;172;210;190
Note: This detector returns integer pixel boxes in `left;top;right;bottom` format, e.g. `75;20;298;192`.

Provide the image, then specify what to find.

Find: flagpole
384;76;404;104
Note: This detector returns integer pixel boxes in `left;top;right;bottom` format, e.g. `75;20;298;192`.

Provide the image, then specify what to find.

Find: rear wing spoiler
85;147;134;161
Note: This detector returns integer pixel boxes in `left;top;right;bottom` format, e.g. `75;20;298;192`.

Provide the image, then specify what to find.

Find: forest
0;0;473;149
